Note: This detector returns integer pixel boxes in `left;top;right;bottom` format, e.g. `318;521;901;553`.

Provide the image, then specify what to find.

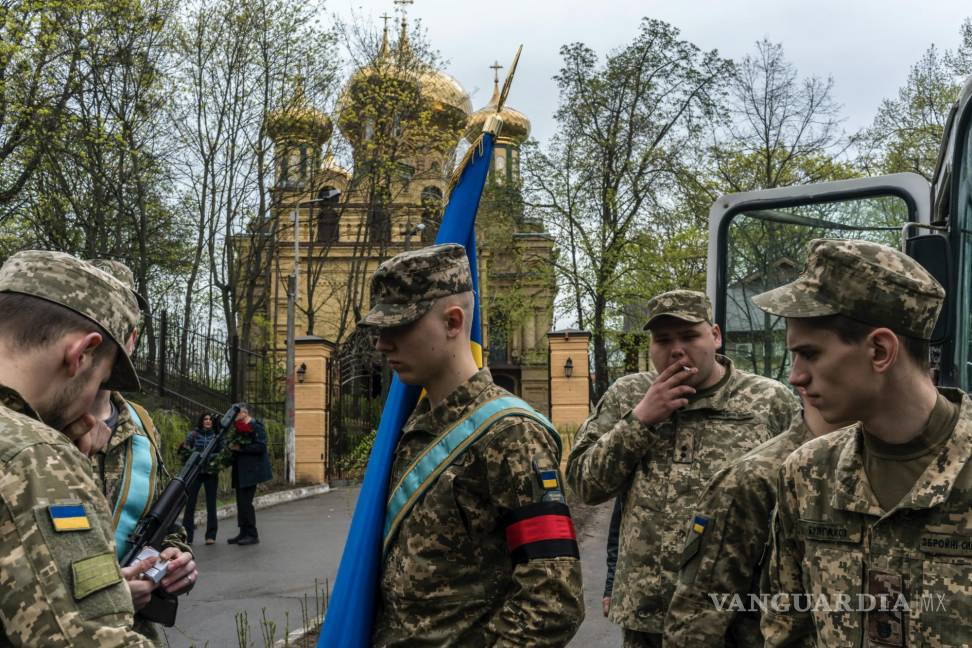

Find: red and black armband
502;501;579;565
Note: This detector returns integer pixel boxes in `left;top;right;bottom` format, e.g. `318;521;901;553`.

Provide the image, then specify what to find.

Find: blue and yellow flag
318;47;520;648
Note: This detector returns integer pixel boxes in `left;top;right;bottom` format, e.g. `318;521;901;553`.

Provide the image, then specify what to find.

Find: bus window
722;195;911;381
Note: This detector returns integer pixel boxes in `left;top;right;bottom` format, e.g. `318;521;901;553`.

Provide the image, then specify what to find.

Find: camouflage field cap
643;290;713;330
0;250;141;390
752;238;945;340
89;258;149;311
360;243;473;328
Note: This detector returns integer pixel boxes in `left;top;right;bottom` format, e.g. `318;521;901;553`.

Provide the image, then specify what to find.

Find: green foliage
151;408;192;474
335;429;376;474
859;22;971;181
526;18;733;398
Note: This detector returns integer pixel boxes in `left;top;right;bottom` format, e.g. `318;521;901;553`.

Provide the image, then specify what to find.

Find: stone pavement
163;488;359;648
568;499;622;647
161;487;620;647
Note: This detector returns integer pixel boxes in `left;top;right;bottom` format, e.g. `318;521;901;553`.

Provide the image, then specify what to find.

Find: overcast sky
330;0;970;145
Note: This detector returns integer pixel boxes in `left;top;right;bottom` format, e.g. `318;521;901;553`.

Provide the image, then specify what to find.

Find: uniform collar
0;384;43;423
833;387;972;515
681;355;736;413
401;368;495;436
105;391;137;452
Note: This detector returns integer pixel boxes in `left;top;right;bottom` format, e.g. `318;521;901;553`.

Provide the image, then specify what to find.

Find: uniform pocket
916;558;972;645
804;543;864;646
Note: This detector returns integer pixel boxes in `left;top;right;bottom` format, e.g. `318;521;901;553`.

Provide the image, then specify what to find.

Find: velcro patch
49;504;91;532
798;519;861;544
72;552;122;600
503;501;579;565
691;514;709;536
920;533;972;557
539;470;559;490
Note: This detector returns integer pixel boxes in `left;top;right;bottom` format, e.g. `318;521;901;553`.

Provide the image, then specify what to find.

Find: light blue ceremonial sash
382;395;561;556
112;404;158;560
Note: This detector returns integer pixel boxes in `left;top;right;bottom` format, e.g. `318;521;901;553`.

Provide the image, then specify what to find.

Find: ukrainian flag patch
692;514;709;536
49;504;91;532
539;470;559;490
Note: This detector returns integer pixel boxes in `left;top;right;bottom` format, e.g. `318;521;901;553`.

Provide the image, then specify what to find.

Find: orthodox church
256;14;555;414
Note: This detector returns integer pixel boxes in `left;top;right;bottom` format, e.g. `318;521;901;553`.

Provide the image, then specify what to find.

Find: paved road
162;488;620;647
569;499;622;647
164;488;358;648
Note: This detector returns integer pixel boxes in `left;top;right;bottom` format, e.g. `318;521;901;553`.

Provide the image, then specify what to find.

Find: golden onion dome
464;66;531;143
419;69;473;120
337;19;471;141
266;79;333;144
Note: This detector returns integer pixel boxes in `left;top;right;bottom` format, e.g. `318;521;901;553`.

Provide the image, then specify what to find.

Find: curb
274;623;318;647
193;483;332;527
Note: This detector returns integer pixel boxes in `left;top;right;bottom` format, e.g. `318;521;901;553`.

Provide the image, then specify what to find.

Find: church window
420;186;443;243
368;205;390;245
316;186;340;244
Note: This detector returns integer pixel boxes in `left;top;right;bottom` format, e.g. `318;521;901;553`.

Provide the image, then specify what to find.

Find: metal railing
133;310;284;425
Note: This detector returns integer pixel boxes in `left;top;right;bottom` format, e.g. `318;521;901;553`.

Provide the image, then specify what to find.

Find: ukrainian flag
317;49;520;648
49;504;91;532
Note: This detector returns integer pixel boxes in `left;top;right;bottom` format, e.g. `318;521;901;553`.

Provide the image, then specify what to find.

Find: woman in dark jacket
226;405;272;545
181;412;223;544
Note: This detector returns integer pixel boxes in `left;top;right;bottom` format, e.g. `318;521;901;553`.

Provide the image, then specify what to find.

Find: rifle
120;402;242;626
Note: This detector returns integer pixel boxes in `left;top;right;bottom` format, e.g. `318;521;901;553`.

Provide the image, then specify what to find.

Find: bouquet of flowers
218;417;255;467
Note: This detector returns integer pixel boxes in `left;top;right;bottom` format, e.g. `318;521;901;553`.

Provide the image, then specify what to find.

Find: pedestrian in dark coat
225;406;272;545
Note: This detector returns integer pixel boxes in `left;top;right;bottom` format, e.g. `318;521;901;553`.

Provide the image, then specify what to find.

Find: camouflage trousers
622;628;662;648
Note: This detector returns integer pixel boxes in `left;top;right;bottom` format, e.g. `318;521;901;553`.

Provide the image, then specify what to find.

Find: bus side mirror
906;234;950;344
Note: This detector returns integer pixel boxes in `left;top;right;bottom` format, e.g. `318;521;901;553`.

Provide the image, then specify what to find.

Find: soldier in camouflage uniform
364;244;584;647
664;402;844;647
754;238;972;647
0;250;155;646
566;290;800;647
81;259;197;645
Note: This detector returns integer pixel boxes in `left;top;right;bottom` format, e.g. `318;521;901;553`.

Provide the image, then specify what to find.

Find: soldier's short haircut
805;314;930;371
0;292;115;360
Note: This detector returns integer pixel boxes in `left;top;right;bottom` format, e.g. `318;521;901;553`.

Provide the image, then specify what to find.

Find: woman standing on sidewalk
225;405;272;545
181;412;223;545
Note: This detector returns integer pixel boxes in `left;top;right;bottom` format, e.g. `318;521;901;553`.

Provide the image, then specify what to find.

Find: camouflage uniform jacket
92;392;190;646
567;356;799;633
762;387;972;647
664;416;814;647
374;369;585;647
0;385;153;647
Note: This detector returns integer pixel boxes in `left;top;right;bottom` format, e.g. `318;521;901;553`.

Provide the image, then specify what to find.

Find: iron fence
133;310;284;426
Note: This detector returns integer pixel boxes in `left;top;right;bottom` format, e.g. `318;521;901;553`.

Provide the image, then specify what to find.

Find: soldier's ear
867;328;898;374
63;331;104;378
442;304;465;338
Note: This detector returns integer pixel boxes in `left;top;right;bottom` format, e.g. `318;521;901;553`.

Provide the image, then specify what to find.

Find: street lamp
564;357;574;378
285;190;340;484
297;362;307;383
403;222;425;251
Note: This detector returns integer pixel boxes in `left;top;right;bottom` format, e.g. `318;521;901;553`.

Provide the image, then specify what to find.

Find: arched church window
369;204;390;245
279;147;291;185
316;186;340;244
299;146;309;180
420;186;443;243
494;151;507;185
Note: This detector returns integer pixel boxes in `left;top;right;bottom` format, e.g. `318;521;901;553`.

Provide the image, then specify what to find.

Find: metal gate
327;329;385;482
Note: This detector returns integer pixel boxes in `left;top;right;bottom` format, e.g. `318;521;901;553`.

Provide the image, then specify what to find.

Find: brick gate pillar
294;336;335;484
